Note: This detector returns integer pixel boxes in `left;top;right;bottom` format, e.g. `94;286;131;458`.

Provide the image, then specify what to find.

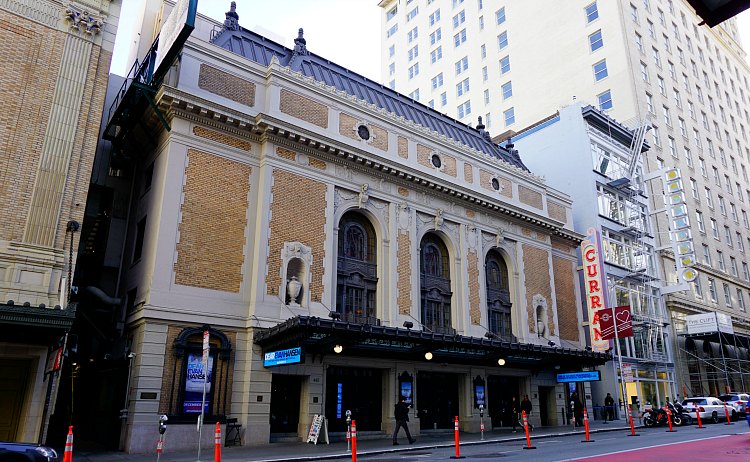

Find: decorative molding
64;3;105;36
0;0;61;28
357;183;369;208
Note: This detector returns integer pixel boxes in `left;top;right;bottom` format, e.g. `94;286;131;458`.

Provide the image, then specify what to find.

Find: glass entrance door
270;374;303;434
487;375;519;428
416;371;459;430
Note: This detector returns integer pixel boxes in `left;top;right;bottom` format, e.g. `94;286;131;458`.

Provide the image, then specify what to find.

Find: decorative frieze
64;4;104;36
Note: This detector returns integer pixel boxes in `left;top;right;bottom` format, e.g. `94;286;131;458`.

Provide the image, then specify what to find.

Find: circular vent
431;154;442;168
357;124;370;140
491;178;500;190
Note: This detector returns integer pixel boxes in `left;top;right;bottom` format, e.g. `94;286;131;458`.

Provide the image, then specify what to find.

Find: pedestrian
571;391;584;426
510;396;519;432
520;394;533;431
604;392;615;421
393;396;415;445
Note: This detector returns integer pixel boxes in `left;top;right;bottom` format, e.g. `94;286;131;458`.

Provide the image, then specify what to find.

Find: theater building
102;3;607;452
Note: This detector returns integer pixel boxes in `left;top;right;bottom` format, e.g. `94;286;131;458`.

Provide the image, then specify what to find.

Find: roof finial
224;1;239;30
293;28;309;55
476;116;485;130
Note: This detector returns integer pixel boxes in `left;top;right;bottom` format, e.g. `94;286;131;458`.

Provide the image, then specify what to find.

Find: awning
253;316;610;370
0;302;76;345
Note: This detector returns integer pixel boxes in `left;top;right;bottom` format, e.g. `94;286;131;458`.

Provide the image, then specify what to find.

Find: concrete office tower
513;103;673;413
0;0;121;443
380;0;750;398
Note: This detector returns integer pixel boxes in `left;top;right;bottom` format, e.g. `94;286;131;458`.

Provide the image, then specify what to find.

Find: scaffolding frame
676;326;750;396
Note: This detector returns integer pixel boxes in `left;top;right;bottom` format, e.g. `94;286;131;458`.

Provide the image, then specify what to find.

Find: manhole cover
467;453;508;458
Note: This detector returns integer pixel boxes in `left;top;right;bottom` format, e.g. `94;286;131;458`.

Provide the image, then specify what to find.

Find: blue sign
263;347;302;367
556;371;601;383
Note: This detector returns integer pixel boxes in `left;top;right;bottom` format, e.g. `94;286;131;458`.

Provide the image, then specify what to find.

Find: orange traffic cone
214;422;222;462
63;426;74;462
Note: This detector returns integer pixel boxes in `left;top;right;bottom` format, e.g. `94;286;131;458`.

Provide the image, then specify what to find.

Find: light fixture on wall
328;311;341;321
547;340;556;347
403;321;414;329
333;345;343;354
424;352;433;361
497;358;506;366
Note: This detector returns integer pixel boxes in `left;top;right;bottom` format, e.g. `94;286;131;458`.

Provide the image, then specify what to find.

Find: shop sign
622;363;634;382
556;371;601;383
581;228;611;352
263;347;302;367
686;312;734;335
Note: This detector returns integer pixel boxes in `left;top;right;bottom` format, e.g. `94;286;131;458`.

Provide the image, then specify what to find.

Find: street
313;424;750;462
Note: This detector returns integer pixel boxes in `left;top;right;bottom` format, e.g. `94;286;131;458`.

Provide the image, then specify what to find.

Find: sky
111;0;750;83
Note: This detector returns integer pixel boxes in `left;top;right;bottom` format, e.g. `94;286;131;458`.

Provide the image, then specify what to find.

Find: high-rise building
380;0;750;399
0;0;121;443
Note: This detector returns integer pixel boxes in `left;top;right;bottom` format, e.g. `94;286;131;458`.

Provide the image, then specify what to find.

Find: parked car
681;396;728;423
718;392;749;419
0;442;58;461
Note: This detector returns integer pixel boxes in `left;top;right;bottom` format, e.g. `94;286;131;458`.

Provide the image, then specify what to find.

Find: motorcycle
643;402;690;427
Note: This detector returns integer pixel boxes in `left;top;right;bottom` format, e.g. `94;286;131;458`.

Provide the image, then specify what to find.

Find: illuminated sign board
581;228;611;353
263;347;302;367
556;371;601;383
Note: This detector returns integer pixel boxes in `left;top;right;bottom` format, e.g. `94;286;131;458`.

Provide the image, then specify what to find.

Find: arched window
336;212;378;324
420;234;453;334
486;249;512;340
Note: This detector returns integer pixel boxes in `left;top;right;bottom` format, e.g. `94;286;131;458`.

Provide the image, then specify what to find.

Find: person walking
571;391;584;426
604;393;615;421
520;394;533;431
510;396;519;432
393;396;415;445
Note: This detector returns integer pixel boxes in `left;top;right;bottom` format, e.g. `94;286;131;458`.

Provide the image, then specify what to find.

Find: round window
491;178;500;191
357;124;370;140
431;154;442;168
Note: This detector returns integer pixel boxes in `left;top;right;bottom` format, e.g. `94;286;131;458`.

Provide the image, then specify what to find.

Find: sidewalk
72;420;635;462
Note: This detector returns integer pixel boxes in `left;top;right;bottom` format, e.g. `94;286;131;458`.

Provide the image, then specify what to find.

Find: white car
718;393;749;419
681;397;729;423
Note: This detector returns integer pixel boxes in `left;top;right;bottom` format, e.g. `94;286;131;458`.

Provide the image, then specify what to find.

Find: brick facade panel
442;154;457;177
281;89;328;128
198;64;256;106
522;243;553;334
468;249;481;324
464;163;473;183
397;231;412;315
417;144;432;169
554;256;580;342
397;136;408;159
267;169;327;302
519;185;543;209
174;150;250;292
547;201;567;222
193;126;251;151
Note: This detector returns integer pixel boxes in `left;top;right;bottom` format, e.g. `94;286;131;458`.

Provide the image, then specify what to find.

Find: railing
339;313;380;326
106;36;159;129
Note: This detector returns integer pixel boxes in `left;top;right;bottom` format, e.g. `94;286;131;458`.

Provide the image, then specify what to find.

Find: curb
242;425;638;462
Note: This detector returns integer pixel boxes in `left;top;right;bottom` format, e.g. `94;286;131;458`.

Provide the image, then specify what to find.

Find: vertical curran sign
581;228;610;352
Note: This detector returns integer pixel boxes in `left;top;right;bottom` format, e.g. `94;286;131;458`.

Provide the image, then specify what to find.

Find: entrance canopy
254;316;609;370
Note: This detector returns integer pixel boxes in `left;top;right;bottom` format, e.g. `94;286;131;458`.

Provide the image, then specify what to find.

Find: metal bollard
581;408;594;442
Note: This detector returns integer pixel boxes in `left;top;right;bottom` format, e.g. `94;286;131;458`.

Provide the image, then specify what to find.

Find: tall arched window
486;249;512;340
420;234;453;334
336;212;378;324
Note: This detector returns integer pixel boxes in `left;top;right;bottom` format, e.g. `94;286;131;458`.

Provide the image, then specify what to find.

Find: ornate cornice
64;3;104;36
0;0;61;28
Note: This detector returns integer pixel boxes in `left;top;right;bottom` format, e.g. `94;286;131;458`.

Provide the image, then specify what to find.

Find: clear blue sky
111;1;750;82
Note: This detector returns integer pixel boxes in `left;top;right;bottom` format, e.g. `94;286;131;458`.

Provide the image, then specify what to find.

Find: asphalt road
319;422;750;462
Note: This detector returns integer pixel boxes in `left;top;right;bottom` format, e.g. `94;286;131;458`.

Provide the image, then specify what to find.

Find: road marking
557;434;734;461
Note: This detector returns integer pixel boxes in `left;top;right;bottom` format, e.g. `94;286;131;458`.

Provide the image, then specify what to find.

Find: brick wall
339;113;359;140
553;256;579;342
519;185;543;209
267;169;327;302
280;89;328;128
308;157;327;170
522;243;552;333
198;64;256;106
397;136;408;159
276;147;296;161
479;169;512;198
547;201;567;222
417;144;432;168
397;231;412;315
467;249;481;324
464;163;473;183
442;154;457;177
193;126;251;151
174;149;250;292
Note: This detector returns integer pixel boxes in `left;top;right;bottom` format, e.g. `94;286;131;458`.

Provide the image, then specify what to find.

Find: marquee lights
663;168;698;284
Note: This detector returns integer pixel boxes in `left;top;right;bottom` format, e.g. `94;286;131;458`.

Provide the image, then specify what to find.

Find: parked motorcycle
670;400;693;426
643;402;690;427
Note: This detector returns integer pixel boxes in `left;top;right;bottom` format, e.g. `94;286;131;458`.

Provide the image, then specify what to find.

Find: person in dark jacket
571;391;584;426
604;393;615;421
520;394;534;430
510;396;519;432
393;396;415;445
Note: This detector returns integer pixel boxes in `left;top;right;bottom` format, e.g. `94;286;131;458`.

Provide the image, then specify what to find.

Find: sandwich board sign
306;414;329;444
